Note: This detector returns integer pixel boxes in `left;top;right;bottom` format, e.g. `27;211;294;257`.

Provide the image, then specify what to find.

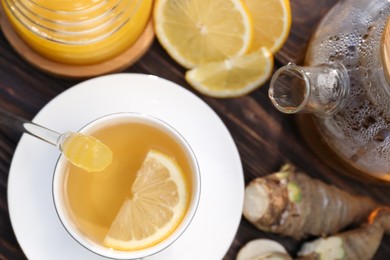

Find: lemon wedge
244;0;292;53
154;0;253;68
185;47;273;98
103;149;188;250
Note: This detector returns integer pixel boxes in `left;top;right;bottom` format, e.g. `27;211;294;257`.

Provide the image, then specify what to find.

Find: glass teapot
269;0;390;183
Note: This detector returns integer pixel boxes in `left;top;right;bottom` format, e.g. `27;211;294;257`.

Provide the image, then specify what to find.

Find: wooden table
1;0;390;259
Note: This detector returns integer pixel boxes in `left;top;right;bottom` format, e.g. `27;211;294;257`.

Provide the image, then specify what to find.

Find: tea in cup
52;112;200;259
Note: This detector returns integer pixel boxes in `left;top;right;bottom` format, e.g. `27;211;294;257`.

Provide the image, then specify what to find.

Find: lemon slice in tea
103;149;189;250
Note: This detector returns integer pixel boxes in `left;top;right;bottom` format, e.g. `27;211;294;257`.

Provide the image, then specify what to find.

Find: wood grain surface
1;0;390;259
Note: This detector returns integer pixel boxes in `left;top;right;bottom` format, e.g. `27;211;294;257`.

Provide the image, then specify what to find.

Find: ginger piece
243;164;379;240
236;239;292;260
298;207;390;260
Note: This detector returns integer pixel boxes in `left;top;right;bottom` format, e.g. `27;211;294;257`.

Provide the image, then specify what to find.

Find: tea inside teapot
269;0;390;182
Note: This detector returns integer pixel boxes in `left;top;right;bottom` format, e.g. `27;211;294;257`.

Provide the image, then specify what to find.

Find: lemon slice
103;149;188;250
154;0;253;68
61;132;113;172
244;0;291;53
185;47;273;98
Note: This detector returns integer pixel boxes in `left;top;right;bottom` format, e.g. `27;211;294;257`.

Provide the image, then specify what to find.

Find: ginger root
298;207;390;260
236;239;292;260
243;164;379;240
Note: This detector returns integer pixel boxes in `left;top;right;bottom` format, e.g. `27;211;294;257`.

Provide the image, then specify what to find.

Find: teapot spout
268;62;350;117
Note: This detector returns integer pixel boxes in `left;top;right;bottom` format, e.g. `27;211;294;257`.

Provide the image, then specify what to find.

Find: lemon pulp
185;47;274;97
154;0;253;68
244;0;292;53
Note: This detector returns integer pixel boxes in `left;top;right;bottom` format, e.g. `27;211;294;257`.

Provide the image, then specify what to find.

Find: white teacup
52;112;201;259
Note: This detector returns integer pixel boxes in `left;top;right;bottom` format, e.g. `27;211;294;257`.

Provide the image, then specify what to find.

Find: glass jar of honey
1;0;152;65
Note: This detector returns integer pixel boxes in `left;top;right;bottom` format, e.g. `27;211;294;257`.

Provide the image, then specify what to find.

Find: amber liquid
296;114;390;184
63;121;193;245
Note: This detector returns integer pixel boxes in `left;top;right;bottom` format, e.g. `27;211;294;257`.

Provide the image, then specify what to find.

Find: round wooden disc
0;7;155;78
381;16;390;85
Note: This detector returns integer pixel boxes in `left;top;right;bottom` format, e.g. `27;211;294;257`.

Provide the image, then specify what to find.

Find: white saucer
7;74;244;260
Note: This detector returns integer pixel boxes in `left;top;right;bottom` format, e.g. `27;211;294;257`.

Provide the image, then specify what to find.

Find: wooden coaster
0;7;155;78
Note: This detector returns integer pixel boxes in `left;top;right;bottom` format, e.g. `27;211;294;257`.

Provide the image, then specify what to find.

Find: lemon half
245;0;292;53
154;0;254;68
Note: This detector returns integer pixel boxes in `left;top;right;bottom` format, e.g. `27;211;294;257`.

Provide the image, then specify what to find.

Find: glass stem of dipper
0;108;112;172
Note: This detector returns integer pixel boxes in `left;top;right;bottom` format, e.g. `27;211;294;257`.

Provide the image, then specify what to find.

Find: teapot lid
382;16;390;83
